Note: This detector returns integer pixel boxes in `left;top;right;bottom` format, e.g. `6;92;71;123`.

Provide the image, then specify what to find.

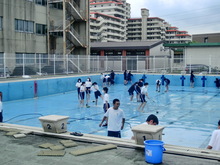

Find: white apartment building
90;0;130;42
90;12;127;42
166;26;192;44
0;0;89;75
127;8;191;43
89;1;191;44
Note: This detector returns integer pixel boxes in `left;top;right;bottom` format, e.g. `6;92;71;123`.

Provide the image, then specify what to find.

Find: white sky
126;0;220;35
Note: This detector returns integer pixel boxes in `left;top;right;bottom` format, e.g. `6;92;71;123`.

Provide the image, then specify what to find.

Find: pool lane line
68;112;104;123
8;116;39;123
200;92;220;107
4;113;44;123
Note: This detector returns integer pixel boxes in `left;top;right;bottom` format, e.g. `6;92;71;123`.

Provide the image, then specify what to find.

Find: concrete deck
0;124;220;165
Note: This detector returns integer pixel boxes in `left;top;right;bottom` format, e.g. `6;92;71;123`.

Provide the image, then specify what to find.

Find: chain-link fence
0;53;220;78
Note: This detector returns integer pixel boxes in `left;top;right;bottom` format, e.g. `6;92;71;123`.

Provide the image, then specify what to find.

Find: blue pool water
3;81;220;149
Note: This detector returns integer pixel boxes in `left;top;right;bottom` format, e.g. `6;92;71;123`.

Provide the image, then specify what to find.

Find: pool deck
0;123;220;165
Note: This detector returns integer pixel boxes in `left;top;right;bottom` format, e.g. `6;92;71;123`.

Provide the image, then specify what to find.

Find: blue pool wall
0;74;219;102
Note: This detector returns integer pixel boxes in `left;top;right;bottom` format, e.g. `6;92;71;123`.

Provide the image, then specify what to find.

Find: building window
16;53;23;64
35;0;47;6
49;2;63;9
15;19;34;33
0;17;2;30
36;24;47;35
36;54;48;64
174;54;183;63
16;53;35;64
204;37;208;43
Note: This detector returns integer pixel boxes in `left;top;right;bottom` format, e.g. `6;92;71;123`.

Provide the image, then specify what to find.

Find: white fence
0;53;219;78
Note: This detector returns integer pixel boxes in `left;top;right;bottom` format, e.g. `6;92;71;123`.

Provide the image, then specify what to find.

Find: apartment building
90;0;130;42
127;8;192;44
0;0;89;74
89;0;192;44
166;26;191;44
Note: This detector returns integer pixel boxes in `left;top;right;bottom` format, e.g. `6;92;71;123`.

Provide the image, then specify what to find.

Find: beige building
0;0;89;74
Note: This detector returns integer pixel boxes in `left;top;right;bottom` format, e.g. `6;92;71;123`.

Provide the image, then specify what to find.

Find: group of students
76;78;104;108
123;70;133;85
127;77;170;112
75;73;220;151
101;70;116;87
97;89;220;152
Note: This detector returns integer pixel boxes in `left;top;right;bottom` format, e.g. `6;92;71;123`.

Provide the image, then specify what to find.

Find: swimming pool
1;74;220;148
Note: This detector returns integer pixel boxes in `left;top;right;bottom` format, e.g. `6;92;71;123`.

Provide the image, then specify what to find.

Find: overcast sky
126;0;220;35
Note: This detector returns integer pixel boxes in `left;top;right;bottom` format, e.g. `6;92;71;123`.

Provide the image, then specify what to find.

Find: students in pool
128;82;138;101
85;78;92;108
91;82;103;105
214;78;220;89
164;78;170;92
127;71;133;84
138;82;149;112
79;82;86;107
190;71;195;88
110;70;115;85
123;70;128;85
135;79;144;102
156;79;161;92
102;87;110;127
75;79;82;100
